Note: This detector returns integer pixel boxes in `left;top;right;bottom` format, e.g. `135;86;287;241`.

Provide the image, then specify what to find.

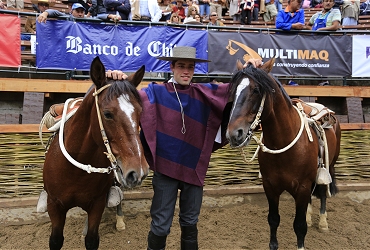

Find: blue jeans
275;0;282;11
199;4;210;17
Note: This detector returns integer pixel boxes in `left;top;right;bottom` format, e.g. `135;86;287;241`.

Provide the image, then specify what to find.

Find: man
137;46;231;250
210;0;222;18
172;0;186;21
275;0;310;30
308;0;341;31
62;0;89;14
263;0;277;22
37;2;121;21
207;11;224;26
25;0;53;34
130;0;162;22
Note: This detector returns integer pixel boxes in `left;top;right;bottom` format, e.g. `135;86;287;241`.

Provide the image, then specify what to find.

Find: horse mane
229;65;292;105
105;80;142;105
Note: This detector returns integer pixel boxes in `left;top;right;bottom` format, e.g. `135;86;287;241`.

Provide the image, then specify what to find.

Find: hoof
319;226;329;233
116;215;126;231
116;223;126;231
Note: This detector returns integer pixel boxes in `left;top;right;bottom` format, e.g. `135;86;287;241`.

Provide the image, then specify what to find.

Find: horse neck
261;89;301;144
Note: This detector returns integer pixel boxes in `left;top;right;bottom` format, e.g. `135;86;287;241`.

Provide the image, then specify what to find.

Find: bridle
58;84;124;185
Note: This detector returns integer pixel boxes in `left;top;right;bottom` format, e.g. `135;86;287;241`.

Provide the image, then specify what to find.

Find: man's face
289;0;302;12
210;12;218;21
38;2;49;12
72;8;85;17
323;0;334;10
170;60;195;86
177;1;183;7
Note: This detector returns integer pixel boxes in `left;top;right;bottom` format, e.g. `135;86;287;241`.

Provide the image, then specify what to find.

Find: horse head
226;58;276;148
90;57;149;188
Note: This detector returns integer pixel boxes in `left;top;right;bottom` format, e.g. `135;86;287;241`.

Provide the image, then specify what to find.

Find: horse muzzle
227;127;253;148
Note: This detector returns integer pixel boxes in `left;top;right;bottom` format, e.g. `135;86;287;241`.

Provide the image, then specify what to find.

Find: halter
58;84;124;185
235;93;306;156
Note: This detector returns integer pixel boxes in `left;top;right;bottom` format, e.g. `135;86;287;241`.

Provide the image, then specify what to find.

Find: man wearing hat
62;0;89;14
138;46;232;250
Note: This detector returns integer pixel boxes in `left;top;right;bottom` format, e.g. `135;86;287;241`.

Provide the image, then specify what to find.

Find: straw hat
157;46;211;62
31;0;55;6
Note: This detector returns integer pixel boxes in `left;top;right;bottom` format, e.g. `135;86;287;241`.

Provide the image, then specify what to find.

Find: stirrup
36;190;48;213
107;186;123;208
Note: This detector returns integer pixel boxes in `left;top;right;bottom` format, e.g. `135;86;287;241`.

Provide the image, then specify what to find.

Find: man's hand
37;12;49;23
106;70;127;80
243;58;263;68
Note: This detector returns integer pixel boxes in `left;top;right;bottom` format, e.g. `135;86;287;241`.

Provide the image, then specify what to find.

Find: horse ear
127;65;145;88
90;56;107;89
236;60;244;70
260;58;275;73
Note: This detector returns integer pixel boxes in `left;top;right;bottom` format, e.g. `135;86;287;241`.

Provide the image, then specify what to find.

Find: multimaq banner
0;14;20;67
352;35;370;77
36;20;209;73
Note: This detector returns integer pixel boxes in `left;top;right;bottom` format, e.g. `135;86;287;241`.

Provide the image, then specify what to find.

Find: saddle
43;97;84;132
292;98;336;128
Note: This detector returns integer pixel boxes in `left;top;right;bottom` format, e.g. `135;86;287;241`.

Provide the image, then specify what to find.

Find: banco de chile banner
208;32;352;77
36;20;209;73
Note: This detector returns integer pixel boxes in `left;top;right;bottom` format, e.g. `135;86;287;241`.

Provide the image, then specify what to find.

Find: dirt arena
0;188;370;250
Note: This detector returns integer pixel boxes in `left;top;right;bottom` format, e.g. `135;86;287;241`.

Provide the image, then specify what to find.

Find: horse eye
253;88;259;94
103;111;114;120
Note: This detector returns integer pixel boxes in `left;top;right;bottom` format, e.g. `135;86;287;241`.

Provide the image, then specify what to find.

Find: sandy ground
0;190;370;250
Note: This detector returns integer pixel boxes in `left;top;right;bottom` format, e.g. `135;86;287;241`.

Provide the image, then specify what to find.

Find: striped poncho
139;82;231;186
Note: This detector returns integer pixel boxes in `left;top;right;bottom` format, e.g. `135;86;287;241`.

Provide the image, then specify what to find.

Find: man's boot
147;231;167;250
181;224;198;250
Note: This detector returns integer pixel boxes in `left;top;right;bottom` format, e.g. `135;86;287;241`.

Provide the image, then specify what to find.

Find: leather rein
58;84;124;184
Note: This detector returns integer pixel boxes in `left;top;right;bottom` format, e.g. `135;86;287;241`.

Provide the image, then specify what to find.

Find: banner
208;31;352;77
352;35;370;77
0;14;20;67
36;21;209;73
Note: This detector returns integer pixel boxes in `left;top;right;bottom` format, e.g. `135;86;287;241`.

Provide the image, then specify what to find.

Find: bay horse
226;58;341;250
43;57;149;250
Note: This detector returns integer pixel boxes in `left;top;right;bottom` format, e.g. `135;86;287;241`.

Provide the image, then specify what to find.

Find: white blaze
230;78;250;119
117;94;143;169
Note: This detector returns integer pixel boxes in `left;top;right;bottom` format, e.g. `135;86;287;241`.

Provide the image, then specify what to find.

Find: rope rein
57;84;124;183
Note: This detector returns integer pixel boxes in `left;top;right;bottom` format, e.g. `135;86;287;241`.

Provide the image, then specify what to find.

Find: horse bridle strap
58;84;120;176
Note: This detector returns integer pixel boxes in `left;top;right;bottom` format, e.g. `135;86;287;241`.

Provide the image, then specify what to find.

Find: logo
66;36;119;56
226;40;261;63
366;46;370;59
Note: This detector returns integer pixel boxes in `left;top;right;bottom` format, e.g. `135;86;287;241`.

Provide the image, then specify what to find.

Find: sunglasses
211;14;217;16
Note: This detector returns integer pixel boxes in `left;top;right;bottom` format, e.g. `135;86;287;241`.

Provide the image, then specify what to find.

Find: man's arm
37;9;66;23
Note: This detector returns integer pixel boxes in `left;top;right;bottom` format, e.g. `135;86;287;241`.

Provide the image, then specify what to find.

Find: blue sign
36;20;209;73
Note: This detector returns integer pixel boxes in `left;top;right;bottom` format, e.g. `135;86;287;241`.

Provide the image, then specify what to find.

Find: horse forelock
105;79;142;106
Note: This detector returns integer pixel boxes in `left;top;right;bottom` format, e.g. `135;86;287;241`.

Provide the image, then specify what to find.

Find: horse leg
116;201;126;231
266;194;280;250
85;199;106;250
306;198;313;227
47;201;67;250
293;193;311;250
318;185;329;232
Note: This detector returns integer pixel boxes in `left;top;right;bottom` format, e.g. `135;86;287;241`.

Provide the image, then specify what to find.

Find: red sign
0;14;21;67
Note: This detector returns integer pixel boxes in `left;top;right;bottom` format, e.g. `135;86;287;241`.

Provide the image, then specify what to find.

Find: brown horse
226;59;341;250
43;57;149;250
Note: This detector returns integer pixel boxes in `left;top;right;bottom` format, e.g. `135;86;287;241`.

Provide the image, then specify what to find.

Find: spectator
228;0;241;21
210;0;222;17
0;0;7;8
308;0;341;30
194;12;203;22
184;5;199;21
86;0;105;17
221;0;228;16
207;10;224;25
25;0;53;34
168;11;182;22
7;0;23;9
263;0;277;22
275;0;310;30
158;0;173;21
198;0;210;19
360;0;370;15
341;0;360;26
302;0;310;8
130;0;162;21
172;0;186;21
240;0;255;25
184;0;199;15
104;0;131;20
62;0;89;14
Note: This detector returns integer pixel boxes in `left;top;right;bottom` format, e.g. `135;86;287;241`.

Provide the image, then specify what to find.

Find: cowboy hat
31;0;55;6
157;46;211;62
